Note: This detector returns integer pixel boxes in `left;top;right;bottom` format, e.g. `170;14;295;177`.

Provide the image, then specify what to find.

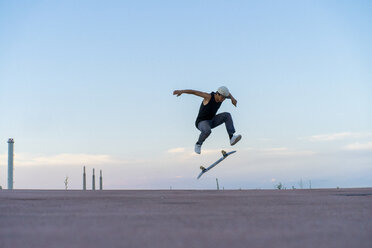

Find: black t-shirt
195;92;222;127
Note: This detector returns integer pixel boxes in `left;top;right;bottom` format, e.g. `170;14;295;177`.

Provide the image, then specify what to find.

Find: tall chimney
99;170;103;190
83;166;86;190
7;138;14;190
92;168;95;190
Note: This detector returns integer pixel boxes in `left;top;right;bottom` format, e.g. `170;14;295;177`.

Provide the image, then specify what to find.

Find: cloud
248;147;316;157
1;153;125;167
163;147;237;166
166;147;187;153
343;142;372;151
165;147;222;156
306;132;372;142
165;147;195;161
261;147;289;152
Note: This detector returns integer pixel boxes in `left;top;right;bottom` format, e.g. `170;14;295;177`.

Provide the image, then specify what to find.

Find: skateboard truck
221;150;227;158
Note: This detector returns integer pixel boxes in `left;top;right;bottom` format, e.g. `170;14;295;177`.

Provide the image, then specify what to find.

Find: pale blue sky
0;0;371;189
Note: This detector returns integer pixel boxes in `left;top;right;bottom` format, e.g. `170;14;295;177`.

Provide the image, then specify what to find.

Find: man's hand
173;90;183;97
231;98;237;107
229;94;237;107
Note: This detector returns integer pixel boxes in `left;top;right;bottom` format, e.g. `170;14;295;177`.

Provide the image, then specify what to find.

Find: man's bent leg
211;112;235;138
197;120;212;145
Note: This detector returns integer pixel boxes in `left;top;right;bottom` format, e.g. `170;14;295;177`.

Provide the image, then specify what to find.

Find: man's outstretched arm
173;89;210;99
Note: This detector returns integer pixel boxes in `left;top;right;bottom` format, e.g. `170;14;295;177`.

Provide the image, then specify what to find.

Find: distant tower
92;168;95;190
7;138;14;190
83;166;86;190
99;170;103;190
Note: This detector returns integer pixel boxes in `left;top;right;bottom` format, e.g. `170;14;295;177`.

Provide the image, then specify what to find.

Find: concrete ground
0;188;371;248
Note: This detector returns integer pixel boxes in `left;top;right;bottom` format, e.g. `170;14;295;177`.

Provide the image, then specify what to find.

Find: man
173;86;242;154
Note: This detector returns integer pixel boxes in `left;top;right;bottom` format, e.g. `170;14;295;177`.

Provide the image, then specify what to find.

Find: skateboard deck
197;150;236;179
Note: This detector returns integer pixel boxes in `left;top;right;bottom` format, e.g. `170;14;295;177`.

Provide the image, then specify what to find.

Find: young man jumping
173;86;242;154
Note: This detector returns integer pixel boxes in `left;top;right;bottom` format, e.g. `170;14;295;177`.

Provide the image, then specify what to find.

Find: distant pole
8;138;14;190
64;176;69;190
83;166;86;190
216;178;220;190
92;169;95;190
99;170;103;190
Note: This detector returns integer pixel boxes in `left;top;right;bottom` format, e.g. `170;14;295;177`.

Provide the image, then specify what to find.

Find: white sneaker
194;143;201;154
230;134;242;146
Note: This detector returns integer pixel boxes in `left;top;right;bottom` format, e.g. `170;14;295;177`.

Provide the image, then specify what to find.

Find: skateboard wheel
221;150;227;157
200;166;206;171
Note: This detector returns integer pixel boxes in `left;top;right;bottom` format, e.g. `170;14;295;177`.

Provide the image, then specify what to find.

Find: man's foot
230;134;242;146
194;143;202;154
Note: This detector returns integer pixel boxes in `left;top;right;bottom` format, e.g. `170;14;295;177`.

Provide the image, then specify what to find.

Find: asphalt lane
0;188;371;248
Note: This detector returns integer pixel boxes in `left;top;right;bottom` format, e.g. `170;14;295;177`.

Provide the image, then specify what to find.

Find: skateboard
197;150;237;179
